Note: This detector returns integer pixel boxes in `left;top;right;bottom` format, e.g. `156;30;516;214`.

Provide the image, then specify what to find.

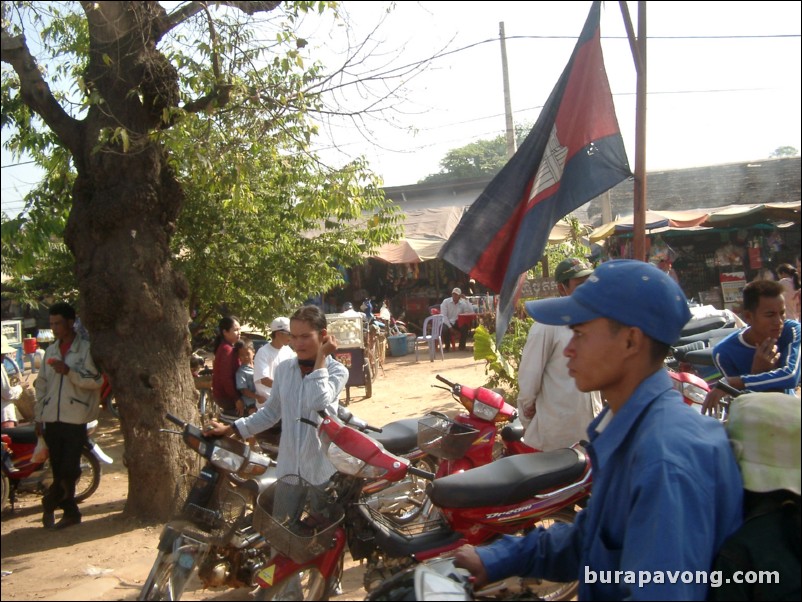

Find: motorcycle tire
41;448;101;503
1;472;9;513
107;394;120;418
254;567;329;601
363;363;373;399
138;548;198;601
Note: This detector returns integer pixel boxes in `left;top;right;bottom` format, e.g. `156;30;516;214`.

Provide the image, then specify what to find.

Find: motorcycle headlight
471;399;499;422
210;447;246;472
674;381;708;410
417;559;472;601
327;443;388;478
238;451;272;476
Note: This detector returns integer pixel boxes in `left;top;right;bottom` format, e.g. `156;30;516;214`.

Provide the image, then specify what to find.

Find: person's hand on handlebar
204;421;234;438
701;388;727;416
453;545;489;588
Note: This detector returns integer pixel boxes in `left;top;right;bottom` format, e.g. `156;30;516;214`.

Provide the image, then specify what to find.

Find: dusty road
1;348;490;601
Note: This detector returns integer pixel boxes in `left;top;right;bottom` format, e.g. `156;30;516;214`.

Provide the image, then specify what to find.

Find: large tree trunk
64;140;198;520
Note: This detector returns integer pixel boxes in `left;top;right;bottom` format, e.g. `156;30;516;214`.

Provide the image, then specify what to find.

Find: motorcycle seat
674;327;738;347
1;423;38;444
679;316;731;338
685;348;715;367
368;418;419;455
429;448;588;509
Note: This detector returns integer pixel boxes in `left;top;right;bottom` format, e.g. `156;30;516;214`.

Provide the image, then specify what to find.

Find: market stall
589;202;801;311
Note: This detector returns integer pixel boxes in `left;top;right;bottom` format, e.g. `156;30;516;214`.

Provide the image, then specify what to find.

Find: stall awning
589;201;801;242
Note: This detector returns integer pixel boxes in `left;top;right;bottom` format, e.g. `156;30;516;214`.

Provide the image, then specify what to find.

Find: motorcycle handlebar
165;414;185;428
715;378;742;398
435;374;456;388
336;406;383;433
407;464;435;480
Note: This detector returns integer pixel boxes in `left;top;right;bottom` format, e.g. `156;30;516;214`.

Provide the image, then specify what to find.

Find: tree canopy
418;124;530;184
2;1;406;339
1;0;424;519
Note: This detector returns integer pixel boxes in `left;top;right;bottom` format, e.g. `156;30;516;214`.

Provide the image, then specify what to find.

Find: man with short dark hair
517;258;602;450
703;279;801;414
35;302;103;529
455;260;743;600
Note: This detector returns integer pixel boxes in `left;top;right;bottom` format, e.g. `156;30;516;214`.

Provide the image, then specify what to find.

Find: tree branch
1;30;83;155
159;0;281;36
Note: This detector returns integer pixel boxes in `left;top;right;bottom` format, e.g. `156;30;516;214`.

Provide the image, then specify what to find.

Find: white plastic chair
414;314;445;362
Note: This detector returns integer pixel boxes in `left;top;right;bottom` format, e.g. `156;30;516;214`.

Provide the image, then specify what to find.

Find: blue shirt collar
587;369;675;467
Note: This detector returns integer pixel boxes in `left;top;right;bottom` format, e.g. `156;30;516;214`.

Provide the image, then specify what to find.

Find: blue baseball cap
525;260;691;345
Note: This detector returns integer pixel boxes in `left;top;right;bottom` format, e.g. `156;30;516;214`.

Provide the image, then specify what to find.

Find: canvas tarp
589;201;801;242
370;206;587;263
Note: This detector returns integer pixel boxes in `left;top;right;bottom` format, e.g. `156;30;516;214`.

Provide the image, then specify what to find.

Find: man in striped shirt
703;279;801;414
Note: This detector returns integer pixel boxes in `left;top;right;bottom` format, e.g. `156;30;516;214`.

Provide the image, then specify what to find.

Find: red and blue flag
439;1;631;343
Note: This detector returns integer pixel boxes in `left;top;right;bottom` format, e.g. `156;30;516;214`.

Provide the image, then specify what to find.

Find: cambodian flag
439;1;631;343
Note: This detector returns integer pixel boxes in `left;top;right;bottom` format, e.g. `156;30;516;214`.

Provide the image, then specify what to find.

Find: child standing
234;340;263;416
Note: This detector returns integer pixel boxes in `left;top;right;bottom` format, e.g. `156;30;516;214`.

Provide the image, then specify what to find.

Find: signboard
1;319;23;346
719;272;747;312
520;277;560;300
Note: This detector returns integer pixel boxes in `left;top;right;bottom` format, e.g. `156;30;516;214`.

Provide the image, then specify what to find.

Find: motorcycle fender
87;440;113;464
156;524;189;553
255;529;346;587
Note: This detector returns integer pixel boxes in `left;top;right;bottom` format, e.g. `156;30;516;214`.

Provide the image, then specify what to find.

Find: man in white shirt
440;287;475;352
517;258;603;450
253;317;296;410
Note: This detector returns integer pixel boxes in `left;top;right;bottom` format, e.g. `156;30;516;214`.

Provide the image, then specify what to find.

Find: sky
2;1;800;215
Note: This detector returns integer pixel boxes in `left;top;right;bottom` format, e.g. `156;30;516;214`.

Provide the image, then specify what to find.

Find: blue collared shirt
476;369;743;601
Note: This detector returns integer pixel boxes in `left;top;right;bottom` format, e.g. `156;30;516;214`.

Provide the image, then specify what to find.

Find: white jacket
35;336;102;424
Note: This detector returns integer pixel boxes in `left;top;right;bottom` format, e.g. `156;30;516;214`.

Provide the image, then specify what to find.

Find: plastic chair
414;314;445;362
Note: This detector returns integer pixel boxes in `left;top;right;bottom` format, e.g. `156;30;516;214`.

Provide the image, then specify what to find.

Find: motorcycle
249;405;591;600
1;419;111;513
425;375;522;478
138;413;277;601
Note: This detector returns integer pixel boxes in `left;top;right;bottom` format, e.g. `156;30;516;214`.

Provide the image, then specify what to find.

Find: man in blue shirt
703;279;801;414
455;260;743;601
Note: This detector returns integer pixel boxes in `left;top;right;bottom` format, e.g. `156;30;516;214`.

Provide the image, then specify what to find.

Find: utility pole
500;22;517;159
619;1;647;261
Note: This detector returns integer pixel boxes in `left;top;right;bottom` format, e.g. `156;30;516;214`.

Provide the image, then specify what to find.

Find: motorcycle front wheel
138;548;198;601
75;448;101;502
1;472;9;513
254;567;329;601
42;448;101;503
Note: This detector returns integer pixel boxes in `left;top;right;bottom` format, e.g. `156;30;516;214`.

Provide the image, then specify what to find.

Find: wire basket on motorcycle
173;474;248;542
417;415;478;460
253;474;344;564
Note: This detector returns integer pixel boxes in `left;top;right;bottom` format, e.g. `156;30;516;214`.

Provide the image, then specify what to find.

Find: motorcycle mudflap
156;524;187;553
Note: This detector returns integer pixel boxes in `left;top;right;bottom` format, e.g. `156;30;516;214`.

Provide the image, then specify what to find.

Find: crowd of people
3;254;799;600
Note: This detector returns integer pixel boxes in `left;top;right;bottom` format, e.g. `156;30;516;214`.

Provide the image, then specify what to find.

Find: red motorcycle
249;406;591;600
422;374;524;479
1;420;111;513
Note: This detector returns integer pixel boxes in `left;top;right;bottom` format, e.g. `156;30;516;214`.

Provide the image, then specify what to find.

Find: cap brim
525;296;601;326
740;459;801;496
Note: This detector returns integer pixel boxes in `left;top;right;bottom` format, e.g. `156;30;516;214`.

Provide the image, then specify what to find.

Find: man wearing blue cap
455;260;743;600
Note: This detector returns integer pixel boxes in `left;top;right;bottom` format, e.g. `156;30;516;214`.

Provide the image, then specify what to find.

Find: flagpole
619;1;647;261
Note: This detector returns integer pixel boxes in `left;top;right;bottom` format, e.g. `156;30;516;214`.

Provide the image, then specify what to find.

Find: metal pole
499;22;517;159
632;1;647;261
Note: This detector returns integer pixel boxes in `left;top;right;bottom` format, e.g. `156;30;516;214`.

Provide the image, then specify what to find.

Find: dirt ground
1;348;490;601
